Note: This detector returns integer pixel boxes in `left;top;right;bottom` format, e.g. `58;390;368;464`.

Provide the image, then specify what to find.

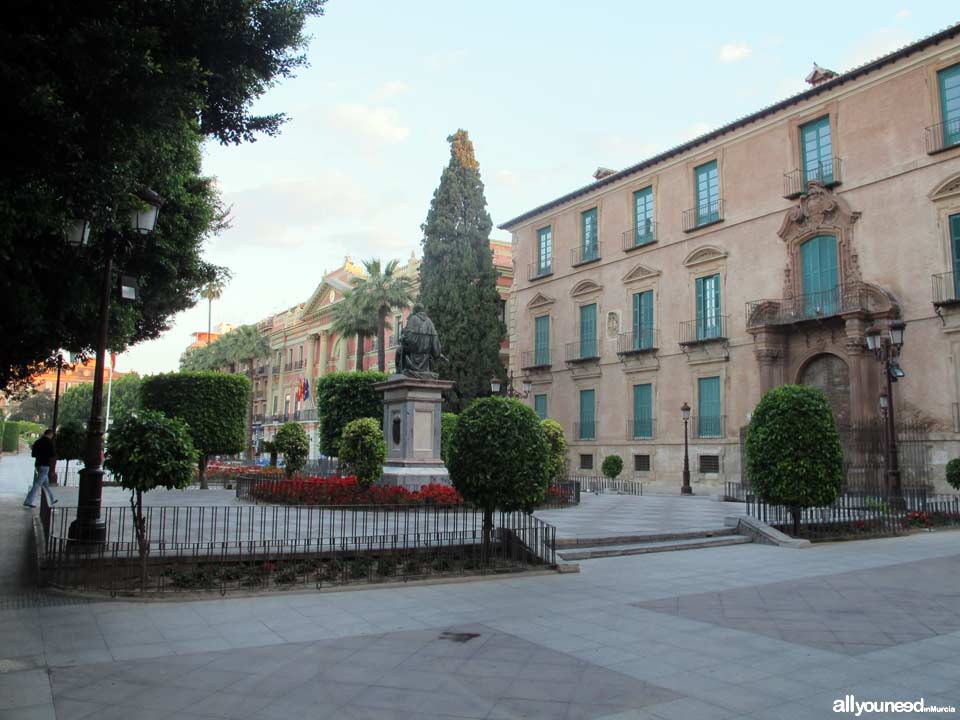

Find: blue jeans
24;465;54;507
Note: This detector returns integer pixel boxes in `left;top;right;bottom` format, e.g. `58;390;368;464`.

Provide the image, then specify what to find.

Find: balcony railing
925;118;960;154
574;421;596;441
271;365;280;375
745;283;865;328
571;243;602;266
682;199;723;232
616;327;658;355
622;221;657;251
528;261;553;281
293;359;305;370
521;349;552;370
565;338;600;363
255;367;268;377
254;392;265;401
933;272;960;306
783;157;843;198
299;408;318;421
627;418;655;440
253;414;265;424
678;316;728;345
691;415;724;439
283;362;293;372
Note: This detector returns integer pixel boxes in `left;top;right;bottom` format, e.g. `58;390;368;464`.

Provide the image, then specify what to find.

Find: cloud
372;81;410;101
719;43;752;63
494;170;519;188
327;103;411;144
895;9;910;21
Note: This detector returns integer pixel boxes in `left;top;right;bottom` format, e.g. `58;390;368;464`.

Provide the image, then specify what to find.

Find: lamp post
681;402;692;495
67;190;163;543
865;321;906;509
490;370;532;399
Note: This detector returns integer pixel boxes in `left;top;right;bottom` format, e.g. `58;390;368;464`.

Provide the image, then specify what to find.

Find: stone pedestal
374;375;455;490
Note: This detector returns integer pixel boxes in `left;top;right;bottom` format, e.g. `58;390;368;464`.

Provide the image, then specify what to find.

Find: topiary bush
274;422;309;477
448;397;550;557
440;412;458;465
745;385;843;535
339;417;387;488
1;421;20;452
315;371;388;456
947;458;960;491
541;419;568;482
601;454;623;480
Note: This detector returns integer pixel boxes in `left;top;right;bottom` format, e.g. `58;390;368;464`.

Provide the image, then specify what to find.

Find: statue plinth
374;374;455;490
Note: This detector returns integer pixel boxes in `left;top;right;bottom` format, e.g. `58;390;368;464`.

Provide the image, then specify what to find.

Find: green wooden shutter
534;315;550;366
696;275;720;340
633;290;653;349
801;235;839;316
695;161;719;225
698;376;721;438
633;187;654;245
580;304;597;358
939;64;960;148
951;213;960;300
633;383;652;438
800;116;833;184
581;208;598;260
534;394;548;420
579;389;595;440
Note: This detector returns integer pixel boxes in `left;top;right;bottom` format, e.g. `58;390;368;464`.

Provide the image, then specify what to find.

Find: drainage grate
0;591;95;611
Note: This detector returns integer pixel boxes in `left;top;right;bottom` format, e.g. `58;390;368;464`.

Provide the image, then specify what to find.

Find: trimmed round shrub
541;419;568;482
745;385;843;533
315;371;388;456
440;413;458;465
274;422;309;477
106;410;199;493
946;458;960;491
1;421;20;452
601;454;623;480
339;417;386;488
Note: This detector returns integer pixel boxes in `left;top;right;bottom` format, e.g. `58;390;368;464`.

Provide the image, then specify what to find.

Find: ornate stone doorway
798;353;851;426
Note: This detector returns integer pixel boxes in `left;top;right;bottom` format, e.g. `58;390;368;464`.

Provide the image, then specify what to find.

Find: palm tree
331;289;378;371
353;259;415;372
199;280;226;346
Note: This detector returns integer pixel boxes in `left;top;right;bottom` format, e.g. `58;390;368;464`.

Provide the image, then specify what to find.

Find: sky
119;1;959;375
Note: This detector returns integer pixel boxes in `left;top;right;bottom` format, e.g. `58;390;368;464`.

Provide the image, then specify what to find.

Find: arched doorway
798;353;851;426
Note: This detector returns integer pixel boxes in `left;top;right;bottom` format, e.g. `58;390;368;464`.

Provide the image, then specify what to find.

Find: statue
396;303;443;379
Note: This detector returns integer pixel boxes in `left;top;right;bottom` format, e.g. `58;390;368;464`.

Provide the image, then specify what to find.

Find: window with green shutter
579;303;597;359
534;394;548;420
695;161;719;226
581;208;598;261
698;376;721;438
537;226;552;275
951;213;960;301
579;389;595;440
633;383;653;439
534;315;550;366
800;235;839;317
939;63;960;148
695;274;722;340
632;290;654;350
633;187;654;246
800;116;834;185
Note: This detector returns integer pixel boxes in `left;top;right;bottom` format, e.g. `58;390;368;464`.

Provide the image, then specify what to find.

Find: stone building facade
501;25;960;493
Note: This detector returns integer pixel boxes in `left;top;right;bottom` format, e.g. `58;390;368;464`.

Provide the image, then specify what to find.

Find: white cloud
719;43;752;63
372;80;410;101
328;103;411;144
895;9;910;21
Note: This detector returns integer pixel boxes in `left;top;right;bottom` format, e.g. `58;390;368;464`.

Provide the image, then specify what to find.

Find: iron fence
569;474;643;495
682;199;723;231
570;243;602;266
783;157;843;198
622;222;657;250
539;481;581;508
565;339;600;363
616;328;658;355
932;272;960;306
925;118;960;154
521;349;552;370
678;316;728;345
691;415;725;439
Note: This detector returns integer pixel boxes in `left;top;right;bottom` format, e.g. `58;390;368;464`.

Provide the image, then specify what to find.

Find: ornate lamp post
66;190;163;542
490;371;532;399
681;402;692;495
865;321;906;509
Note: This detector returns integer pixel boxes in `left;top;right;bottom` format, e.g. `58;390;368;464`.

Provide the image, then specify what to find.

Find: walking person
23;429;58;508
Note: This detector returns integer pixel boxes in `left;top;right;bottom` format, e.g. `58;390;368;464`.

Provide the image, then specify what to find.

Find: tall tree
353;260;414;372
420;130;505;412
331;290;379;371
9;390;55;426
200;279;227;346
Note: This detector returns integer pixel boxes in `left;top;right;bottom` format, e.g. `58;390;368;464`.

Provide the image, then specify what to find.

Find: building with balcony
502;25;960;493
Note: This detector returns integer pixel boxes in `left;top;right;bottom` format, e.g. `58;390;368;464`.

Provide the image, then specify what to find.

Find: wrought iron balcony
933;272;960;306
293;359;305;370
783;157;843;198
253;414;265;424
571;243;602;267
271;365;280;375
521;349;552;370
255;367;268;377
565;338;600;363
616;328;658;355
254;392;265;401
574;421;596;441
745;283;865;328
627;418;655;440
682;199;723;232
678;316;728;345
691;415;725;439
622;221;657;251
528;261;553;281
925;118;960;154
299;408;318;421
283;362;293;371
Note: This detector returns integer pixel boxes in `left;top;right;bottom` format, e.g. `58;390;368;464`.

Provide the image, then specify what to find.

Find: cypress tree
420;130;505;412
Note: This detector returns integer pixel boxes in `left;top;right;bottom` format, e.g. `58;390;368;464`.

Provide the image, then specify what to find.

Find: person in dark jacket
23;429;58;508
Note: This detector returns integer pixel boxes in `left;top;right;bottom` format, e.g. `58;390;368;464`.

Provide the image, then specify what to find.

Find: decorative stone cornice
930;173;960;202
778;181;860;244
622;264;661;284
570;279;603;298
682;246;728;268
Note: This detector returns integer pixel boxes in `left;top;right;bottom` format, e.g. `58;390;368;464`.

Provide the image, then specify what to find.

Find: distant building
188;322;236;350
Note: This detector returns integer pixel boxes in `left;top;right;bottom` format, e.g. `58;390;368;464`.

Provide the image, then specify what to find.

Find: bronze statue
396;303;442;378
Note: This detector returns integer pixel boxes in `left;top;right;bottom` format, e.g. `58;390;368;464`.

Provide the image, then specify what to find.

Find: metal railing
925;118;960;154
682;199;723;231
571;242;602;266
528;261;553;281
745;283;866;328
783;157;843;198
565;339;600;362
622;221;657;250
627;418;655;440
271;365;280;375
283;362;294;371
539;481;581;509
932;272;960;306
616;328;657;355
574;422;596;441
569;475;643;495
691;415;724;439
678;316;728;344
298;409;318;421
253;414;265;423
293;360;306;370
254;367;268;377
521;349;552;369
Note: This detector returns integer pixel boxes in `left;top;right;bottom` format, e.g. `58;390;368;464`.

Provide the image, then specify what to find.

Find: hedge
1;421;19;452
315;371;388;456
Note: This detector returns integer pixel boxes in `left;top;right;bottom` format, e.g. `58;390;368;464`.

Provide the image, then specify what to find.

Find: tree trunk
207;298;213;345
377;307;387;372
482;507;493;564
270;449;278;467
198;454;208;490
64;459;70;486
791;507;801;537
355;332;364;371
130;489;149;590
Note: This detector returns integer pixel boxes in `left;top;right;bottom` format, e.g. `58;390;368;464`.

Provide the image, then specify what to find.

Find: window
939;63;960;148
695;274;722;340
633;187;654;246
694;161;720;226
632;290;654;350
951;213;960;300
497;299;506;325
698;454;720;474
534;315;550;366
634;454;651;472
534;394;548;420
800;235;839;316
272;396;278;414
537;226;552;275
632;384;653;439
800;116;834;185
579;389;595;440
581;208;599;262
579;303;597;358
579;454;594;471
284;395;291;415
698;376;721;438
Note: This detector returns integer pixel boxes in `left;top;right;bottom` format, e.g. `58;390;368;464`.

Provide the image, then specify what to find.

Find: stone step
556;534;752;561
553;526;740;549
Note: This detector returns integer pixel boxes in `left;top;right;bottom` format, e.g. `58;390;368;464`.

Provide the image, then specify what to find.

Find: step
554;527;740;549
556;534;752;561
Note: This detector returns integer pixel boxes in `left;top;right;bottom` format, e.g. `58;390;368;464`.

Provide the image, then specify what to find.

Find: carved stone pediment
570;279;603;298
622;264;661;283
526;292;556;309
778;181;860;244
930;173;960;202
683;246;728;268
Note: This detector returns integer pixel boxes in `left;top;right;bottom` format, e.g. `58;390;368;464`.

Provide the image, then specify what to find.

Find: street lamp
681;402;692;495
69;190;163;543
490;370;531;399
865;320;907;509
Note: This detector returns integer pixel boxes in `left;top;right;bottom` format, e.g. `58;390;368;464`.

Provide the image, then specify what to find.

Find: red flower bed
249;474;464;506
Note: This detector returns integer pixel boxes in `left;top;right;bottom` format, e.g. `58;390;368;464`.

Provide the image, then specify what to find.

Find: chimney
805;63;839;87
593;167;617;181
